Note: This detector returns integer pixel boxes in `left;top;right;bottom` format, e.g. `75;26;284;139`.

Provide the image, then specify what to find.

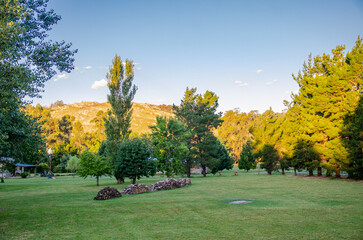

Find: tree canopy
78;151;111;186
173;88;223;177
150;117;189;177
0;0;77;163
115;138;155;184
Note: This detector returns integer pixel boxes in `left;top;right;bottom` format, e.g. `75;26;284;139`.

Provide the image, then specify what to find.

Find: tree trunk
282;168;285;175
132;178;136;184
335;167;341;178
267;171;272;175
326;169;332;177
186;165;191;178
246;169;249;173
294;167;297;176
202;166;206;177
317;167;322;176
308;170;313;176
97;176;99;186
116;177;124;184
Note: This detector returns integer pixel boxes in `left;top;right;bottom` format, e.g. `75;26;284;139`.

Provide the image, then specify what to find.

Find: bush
20;172;29;178
53;165;62;173
38;162;49;173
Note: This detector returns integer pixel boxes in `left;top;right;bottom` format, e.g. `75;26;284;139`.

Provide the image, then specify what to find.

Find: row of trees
89;55;233;186
25;104;106;169
2;1;360;181
221;38;362;179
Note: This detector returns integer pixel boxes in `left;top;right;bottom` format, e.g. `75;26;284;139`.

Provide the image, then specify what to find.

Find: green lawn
0;170;362;240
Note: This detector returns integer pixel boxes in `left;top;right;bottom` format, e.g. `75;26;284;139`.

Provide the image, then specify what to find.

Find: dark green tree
104;55;137;184
238;140;256;172
115;138;155;184
78;151;111;186
0;0;76;162
150;117;189;177
211;140;233;174
341;95;363;179
292;139;320;176
259;144;279;175
174;88;223;177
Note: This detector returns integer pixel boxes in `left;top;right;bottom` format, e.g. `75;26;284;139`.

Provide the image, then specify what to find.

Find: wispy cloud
121;62;140;66
265;79;278;85
74;66;79;71
234;80;248;87
136;67;142;71
256;69;263;74
91;79;108;89
84;66;92;70
54;74;69;82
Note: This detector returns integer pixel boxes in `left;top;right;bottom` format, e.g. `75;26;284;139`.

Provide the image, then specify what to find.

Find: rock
150;178;191;191
94;186;122;200
177;178;191;187
121;184;151;195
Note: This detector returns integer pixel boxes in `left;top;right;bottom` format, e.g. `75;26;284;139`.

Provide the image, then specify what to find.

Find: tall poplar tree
104;55;137;184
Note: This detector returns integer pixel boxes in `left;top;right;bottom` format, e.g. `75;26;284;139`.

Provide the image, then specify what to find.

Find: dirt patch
228;200;253;204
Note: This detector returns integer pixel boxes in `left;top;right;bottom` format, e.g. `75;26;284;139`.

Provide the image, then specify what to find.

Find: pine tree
286;37;362;177
260;144;279;175
341;95;363;179
173;88;223;177
211;140;233;174
238;140;256;172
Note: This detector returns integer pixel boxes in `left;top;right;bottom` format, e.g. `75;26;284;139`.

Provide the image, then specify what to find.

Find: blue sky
34;0;363;113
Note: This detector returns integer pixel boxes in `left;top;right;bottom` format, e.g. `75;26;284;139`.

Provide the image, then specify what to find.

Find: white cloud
234;80;248;87
265;79;278;85
74;66;79;71
54;74;69;82
136;67;142;71
121;62;140;66
84;66;92;70
91;79;108;89
256;69;263;74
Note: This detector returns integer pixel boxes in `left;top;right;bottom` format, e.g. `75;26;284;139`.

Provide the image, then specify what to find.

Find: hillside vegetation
48;101;174;134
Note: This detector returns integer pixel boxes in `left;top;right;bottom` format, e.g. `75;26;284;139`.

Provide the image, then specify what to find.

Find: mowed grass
0;170;362;240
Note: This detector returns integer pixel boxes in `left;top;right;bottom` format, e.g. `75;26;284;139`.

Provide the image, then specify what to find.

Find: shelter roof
15;163;39;167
